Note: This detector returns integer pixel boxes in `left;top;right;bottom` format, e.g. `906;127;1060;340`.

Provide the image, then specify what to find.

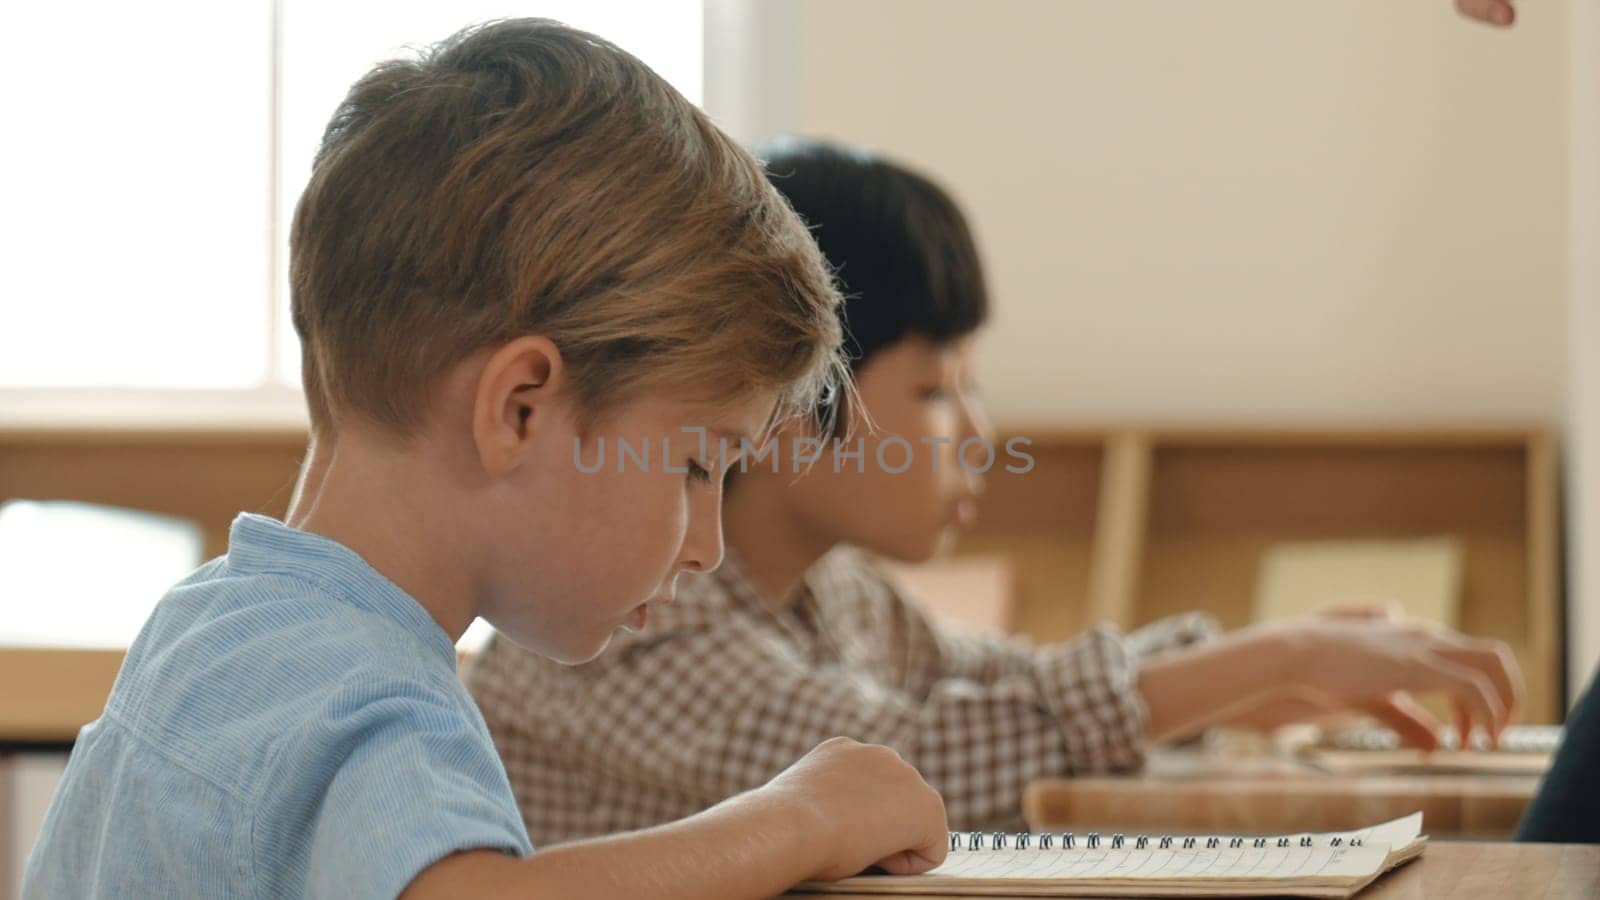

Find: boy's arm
401;738;948;900
868;564;1214;690
901;559;1516;752
919;609;1217;685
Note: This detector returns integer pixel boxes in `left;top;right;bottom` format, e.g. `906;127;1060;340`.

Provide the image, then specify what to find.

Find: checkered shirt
465;546;1217;844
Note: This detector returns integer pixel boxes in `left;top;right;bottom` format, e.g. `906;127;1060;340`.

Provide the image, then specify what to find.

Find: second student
467;138;1522;842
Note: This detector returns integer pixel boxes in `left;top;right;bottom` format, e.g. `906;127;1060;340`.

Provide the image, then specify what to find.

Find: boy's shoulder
105;519;471;799
806;545;892;595
30;528;532;896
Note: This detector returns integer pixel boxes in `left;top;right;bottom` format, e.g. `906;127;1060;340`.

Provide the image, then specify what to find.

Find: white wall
1569;0;1600;700
717;0;1571;425
703;0;1588;692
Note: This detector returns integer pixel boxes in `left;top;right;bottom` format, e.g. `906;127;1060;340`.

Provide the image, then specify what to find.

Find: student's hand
1224;686;1449;749
764;737;949;881
403;736;947;900
1238;617;1523;749
1456;0;1516;27
1139;616;1522;750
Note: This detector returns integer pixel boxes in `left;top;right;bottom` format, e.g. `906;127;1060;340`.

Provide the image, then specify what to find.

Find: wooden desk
1023;749;1543;840
790;842;1600;899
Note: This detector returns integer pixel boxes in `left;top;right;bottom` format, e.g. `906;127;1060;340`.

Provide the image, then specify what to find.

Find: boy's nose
680;505;727;574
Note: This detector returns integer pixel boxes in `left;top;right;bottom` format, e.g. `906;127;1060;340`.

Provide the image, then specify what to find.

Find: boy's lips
622;589;674;633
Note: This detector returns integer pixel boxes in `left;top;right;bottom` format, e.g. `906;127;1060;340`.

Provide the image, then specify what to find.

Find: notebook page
925;842;1393;881
1325;812;1422;849
921;814;1422;882
1225;811;1421;858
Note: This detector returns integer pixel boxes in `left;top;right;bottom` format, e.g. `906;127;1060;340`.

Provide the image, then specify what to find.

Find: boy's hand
1140;615;1522;749
765;737;949;881
403;735;948;900
1225;617;1522;749
1291;617;1522;746
1456;0;1516;27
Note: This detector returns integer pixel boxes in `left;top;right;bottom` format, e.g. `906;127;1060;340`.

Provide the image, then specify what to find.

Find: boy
23;24;947;899
467;139;1523;840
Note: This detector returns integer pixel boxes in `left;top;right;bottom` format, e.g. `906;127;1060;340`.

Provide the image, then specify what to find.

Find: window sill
0;387;310;432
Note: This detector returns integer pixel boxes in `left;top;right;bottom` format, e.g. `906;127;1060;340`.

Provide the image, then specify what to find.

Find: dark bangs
759;138;990;373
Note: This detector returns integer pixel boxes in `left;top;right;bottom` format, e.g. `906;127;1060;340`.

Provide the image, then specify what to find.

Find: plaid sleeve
910;609;1222;782
569;614;1056;826
870;573;1221;783
904;605;1152;777
873;559;1215;686
1124;611;1221;662
569;608;1161;831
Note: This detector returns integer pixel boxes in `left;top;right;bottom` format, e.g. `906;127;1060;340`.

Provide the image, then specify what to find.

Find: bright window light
0;501;204;648
0;2;703;395
0;2;275;388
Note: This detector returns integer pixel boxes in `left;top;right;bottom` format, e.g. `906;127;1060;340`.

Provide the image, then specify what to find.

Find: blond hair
290;18;847;436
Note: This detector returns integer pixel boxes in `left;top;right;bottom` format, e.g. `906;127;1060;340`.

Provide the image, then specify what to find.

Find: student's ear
471;335;566;476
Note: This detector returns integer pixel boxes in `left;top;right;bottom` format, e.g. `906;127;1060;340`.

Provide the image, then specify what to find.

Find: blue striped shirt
23;513;533;898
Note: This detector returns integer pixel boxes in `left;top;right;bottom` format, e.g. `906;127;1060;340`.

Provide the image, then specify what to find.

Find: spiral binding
947;830;1362;852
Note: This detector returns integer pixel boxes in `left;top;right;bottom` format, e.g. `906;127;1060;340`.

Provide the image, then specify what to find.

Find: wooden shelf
948;434;1102;642
0;426;306;559
0;422;1567;742
949;424;1564;723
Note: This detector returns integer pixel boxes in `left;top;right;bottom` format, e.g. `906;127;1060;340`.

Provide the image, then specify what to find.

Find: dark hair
290;20;846;437
758;138;990;377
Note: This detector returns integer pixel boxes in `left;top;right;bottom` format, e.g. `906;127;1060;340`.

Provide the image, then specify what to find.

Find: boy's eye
921;386;948;402
687;459;713;485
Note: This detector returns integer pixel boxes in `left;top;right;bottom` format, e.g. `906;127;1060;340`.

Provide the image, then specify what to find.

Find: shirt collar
715;543;842;614
223;513;459;668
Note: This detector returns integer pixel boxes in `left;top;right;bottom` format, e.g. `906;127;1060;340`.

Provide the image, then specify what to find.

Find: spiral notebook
792;812;1426;898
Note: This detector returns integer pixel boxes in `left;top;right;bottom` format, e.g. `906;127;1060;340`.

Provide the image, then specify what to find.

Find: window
1;2;275;390
0;501;203;648
0;1;704;421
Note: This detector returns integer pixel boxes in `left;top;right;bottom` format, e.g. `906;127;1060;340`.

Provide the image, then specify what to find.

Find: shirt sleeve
548;601;1150;832
1123;611;1221;662
833;568;1220;823
272;671;532;898
1517;671;1600;842
873;565;1217;689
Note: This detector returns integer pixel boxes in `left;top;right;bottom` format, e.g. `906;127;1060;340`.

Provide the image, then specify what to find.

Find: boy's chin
871;528;954;565
549;633;614;666
497;624;613;666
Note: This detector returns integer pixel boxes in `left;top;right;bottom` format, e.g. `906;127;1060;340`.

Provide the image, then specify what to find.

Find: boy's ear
471;335;565;476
